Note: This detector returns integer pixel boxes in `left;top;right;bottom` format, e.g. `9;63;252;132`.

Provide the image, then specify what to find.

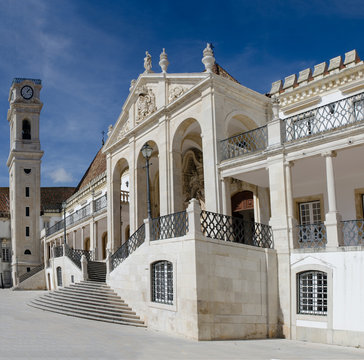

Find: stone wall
17;269;46;290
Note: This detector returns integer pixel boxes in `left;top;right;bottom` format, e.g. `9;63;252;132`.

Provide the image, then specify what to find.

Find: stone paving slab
1;290;364;360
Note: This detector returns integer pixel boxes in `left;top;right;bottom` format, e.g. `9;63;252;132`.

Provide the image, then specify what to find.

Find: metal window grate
298;271;327;315
151;261;173;305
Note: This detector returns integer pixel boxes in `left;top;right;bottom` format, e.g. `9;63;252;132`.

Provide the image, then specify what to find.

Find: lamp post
141;142;153;219
62;201;67;244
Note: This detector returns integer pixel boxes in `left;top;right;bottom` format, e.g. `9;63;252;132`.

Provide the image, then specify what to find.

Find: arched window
24;249;31;255
56;266;62;287
151;260;173;305
22;120;31;140
298;271;327;315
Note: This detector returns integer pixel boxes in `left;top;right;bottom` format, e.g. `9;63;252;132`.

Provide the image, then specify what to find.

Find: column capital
284;160;294;168
322;150;337;158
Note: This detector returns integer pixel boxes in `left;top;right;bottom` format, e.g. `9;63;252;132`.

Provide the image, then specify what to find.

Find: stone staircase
29;280;145;327
87;261;106;282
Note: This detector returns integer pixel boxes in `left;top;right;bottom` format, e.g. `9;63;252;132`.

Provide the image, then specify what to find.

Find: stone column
267;155;291;339
186;198;203;238
221;177;231;216
158;116;170;216
267;98;284;149
322;151;341;247
284;161;297;249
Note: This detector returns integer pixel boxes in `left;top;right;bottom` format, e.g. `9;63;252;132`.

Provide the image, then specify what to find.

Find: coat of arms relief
136;85;157;123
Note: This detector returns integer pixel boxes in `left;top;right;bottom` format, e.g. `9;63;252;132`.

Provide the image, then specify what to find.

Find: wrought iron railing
200;210;273;248
341;220;364;246
284;92;364;142
111;224;145;271
151;211;188;240
64;244;93;269
53;245;63;257
46;203;92;236
221;125;268;160
94;194;107;213
297;223;327;248
19;263;44;283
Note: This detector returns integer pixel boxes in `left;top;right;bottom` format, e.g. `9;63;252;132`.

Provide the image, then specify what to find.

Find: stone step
45;293;132;311
46;291;128;307
32;297;138;319
58;287;120;299
29;302;146;327
69;283;114;293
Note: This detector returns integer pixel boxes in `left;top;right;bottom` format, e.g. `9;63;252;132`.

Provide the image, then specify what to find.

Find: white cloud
49;168;73;183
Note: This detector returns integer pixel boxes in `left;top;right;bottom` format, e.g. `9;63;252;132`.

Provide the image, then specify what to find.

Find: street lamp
62;201;67;244
141;142;153;219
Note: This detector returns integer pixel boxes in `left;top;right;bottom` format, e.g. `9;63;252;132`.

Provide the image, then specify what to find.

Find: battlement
12;78;42;85
270;50;362;95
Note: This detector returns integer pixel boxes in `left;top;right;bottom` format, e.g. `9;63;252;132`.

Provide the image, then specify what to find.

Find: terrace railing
53;245;63;258
111;224;145;271
200;210;273;249
94;194;107;213
341;219;364;246
19;264;44;283
284;92;364;142
64;244;93;269
220;125;268;160
297;223;327;249
151;211;188;240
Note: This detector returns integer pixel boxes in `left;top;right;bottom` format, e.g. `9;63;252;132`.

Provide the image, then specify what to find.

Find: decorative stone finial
129;79;136;92
202;43;215;73
107;124;113;137
272;97;280;119
159;48;169;73
144;51;153;73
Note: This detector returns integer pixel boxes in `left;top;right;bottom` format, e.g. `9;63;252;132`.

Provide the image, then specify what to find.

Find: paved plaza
1;290;364;360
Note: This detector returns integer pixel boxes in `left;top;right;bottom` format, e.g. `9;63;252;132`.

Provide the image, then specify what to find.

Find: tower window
24;169;31;174
25;187;30;197
22;120;31;140
26;207;29;216
24;249;31;255
26;226;30;236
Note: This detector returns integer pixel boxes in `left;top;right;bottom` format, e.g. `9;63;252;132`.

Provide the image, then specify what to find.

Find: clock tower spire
7;78;44;286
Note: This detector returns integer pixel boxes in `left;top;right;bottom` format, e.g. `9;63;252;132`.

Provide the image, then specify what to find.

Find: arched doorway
231;191;255;245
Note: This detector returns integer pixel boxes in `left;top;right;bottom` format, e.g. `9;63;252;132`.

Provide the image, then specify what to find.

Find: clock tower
7;78;44;285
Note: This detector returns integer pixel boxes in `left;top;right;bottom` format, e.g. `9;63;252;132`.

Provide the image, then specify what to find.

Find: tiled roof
75;147;106;191
211;63;240;84
41;187;76;212
0;188;10;213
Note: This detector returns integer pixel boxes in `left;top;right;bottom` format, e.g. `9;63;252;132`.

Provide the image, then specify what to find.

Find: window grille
298;271;327;315
56;266;62;287
2;247;10;262
151;261;173;305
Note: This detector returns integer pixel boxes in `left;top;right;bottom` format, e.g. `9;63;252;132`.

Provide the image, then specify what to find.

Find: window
2;247;10;262
22;120;31;140
299;201;321;225
298;271;327;315
25;187;30;197
24;249;31;255
26;226;30;236
26;207;29;216
298;200;325;245
151;261;173;305
24;169;31;174
27;267;31;272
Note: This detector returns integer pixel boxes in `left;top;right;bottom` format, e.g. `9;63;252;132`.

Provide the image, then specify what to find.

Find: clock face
21;85;34;100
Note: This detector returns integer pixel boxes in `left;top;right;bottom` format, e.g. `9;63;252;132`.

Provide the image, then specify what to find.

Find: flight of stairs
87;261;106;282
29;280;145;327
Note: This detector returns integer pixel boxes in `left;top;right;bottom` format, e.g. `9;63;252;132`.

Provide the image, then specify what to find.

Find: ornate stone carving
136;86;156;123
182;149;205;209
168;86;185;103
129;79;136;92
144;51;152;73
117;120;129;140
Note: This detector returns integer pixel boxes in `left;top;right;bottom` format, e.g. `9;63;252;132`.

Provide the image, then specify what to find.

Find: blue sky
0;0;363;187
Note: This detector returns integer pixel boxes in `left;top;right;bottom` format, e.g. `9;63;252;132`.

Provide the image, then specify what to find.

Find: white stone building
4;46;364;347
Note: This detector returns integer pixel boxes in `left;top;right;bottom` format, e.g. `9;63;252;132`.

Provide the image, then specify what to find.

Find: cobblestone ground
1;289;364;360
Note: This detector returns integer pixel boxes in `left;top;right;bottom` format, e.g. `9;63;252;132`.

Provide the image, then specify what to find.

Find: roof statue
144;51;152;73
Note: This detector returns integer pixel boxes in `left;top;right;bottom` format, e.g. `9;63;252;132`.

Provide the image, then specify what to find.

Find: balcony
297;223;327;249
341;219;364;246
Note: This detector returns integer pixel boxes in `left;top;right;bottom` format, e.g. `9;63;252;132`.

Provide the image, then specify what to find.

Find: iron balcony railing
297;223;327;249
220;125;268;160
341;219;364;246
151;211;188;241
284;91;364;142
200;210;273;248
53;245;63;257
111;223;145;271
19;263;44;283
94;194;107;213
64;244;93;269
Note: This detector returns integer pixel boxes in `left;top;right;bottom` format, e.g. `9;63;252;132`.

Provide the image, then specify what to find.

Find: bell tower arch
7;78;44;285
